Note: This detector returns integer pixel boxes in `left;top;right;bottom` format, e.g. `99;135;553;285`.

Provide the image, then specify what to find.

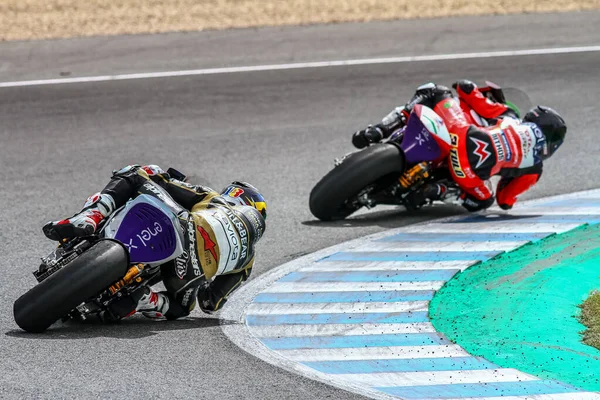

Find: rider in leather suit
352;80;567;211
43;165;267;320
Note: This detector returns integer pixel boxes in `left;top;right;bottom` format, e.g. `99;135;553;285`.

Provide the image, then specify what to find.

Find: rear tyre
13;239;129;333
309;144;405;221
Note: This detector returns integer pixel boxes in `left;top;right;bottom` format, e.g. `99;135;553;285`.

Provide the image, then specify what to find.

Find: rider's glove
352;126;383;149
452;79;476;94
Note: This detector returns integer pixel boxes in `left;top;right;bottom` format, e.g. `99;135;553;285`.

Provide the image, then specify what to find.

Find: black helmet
220;181;267;220
523;106;566;160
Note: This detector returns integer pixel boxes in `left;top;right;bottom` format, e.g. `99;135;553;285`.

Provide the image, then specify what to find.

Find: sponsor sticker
187;218;202;277
500;132;512;161
197;226;218;264
225;187;245;198
175;251;189;280
469;137;492;169
223;207;248;261
449;133;465;178
491;132;505;162
181;287;196;307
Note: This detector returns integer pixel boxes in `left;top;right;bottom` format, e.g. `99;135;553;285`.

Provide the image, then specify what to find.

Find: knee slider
463;194;494;212
112;164;141;177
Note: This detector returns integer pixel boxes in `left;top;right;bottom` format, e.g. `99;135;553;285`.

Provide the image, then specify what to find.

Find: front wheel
13;239;130;333
309;144;405;221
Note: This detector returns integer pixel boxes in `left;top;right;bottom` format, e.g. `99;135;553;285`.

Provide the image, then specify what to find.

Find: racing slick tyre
13;239;129;333
309;143;405;221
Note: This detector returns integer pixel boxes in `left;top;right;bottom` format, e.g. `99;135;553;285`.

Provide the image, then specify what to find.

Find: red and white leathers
438;82;543;211
366;81;544;211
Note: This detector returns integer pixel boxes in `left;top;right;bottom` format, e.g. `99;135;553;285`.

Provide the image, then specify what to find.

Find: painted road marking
276;345;471;361
246;311;430;325
442;394;600;400
377;232;552;242
246;301;429;315
378;380;588;398
400;222;582;233
253;290;435;303
263;281;448;292
298;261;469;272
349;240;526;252
260;333;450;350
336;369;536;387
319;251;501;262
303;357;497;374
247;323;436;337
2;45;600;88
223;189;600;399
279;269;459;282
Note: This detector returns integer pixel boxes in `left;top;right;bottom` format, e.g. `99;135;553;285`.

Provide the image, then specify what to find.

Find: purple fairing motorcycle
309;104;455;221
308;85;528;221
14;192;186;333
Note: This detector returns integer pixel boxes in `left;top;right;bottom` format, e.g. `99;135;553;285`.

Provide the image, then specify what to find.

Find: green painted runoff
430;223;600;391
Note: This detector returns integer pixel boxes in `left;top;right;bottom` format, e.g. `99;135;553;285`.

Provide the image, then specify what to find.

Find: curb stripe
377;380;586;398
450;214;600;224
246;311;430;325
303;357;497;374
335;369;535;387
377;232;551;242
299;261;469;271
276;345;471;361
320;251;500;262
260;333;450;350
351;241;524;252
279;269;460;282
401;223;581;233
246;301;428;315
253;290;435;303
263;281;447;292
248;323;436;337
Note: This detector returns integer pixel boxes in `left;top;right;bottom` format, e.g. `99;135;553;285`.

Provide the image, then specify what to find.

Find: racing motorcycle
14;190;187;333
309;83;528;221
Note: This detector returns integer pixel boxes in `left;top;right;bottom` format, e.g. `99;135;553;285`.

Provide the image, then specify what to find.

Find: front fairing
396;105;451;165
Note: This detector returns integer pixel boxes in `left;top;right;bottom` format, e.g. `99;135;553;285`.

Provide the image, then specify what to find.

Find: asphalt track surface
1;11;599;400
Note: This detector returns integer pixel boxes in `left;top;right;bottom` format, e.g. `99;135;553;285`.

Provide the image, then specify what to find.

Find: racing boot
43;192;116;241
136;287;170;319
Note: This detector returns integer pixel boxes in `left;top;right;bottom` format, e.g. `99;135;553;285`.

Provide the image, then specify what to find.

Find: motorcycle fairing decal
469;137;492;169
103;195;184;265
198;226;219;263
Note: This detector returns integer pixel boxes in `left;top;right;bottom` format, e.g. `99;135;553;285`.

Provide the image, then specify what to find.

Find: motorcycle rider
351;80;567;211
42;165;266;321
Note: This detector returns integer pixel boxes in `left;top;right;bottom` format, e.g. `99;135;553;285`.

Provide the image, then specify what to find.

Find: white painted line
508;208;600;215
347;241;526;252
443;395;600;400
246;301;429;315
402;222;580;234
2;45;600;88
263;281;447;293
299;260;470;272
336;368;536;387
248;322;436;338
276;345;470;361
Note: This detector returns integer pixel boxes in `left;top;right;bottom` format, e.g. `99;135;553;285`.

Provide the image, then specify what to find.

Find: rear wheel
309;144;405;221
13;239;129;333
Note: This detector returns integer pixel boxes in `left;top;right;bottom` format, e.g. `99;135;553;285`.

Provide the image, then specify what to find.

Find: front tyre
309;144;405;221
13;239;129;333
